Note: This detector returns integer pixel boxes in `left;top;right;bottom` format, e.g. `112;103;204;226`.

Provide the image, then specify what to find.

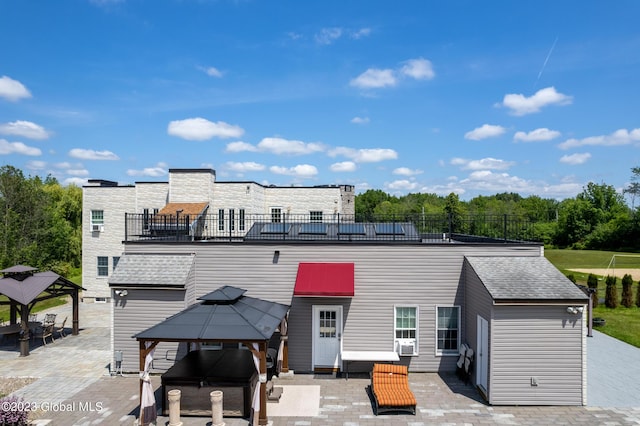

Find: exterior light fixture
115;289;128;297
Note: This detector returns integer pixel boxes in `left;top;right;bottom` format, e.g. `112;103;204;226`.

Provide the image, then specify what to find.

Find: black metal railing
124;212;540;243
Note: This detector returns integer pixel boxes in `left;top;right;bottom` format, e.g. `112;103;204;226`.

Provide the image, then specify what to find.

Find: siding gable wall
490;305;584;405
116;242;542;373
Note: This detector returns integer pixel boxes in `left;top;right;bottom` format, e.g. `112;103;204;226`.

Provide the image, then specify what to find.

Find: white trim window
436;305;460;356
271;207;282;223
310;211;323;223
394;305;418;356
239;208;246;231
218;209;225;231
97;256;109;277
91;210;104;228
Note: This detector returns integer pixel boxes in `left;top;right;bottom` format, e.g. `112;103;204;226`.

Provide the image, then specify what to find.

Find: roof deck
124;213;541;244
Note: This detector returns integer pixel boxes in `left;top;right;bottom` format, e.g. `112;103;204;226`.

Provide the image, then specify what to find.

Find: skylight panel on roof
375;223;405;235
338;223;366;235
300;223;327;234
261;223;292;234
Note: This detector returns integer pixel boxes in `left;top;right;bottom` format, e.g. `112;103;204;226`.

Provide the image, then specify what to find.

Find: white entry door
476;315;489;392
312;305;342;369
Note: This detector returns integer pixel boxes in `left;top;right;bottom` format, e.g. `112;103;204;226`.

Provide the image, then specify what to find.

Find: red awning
293;262;354;297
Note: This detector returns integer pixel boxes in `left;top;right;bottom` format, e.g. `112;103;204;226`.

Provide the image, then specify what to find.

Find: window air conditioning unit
92;224;103;232
397;340;416;356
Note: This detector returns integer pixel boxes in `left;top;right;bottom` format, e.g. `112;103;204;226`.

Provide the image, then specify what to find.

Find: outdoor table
161;349;257;417
0;324;22;343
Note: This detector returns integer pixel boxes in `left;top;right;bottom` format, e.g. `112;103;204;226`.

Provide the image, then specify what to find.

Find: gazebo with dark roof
0;265;85;356
134;285;290;425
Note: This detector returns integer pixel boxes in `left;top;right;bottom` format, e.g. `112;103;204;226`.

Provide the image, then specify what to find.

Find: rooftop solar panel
261;223;292;234
300;223;327;234
338;223;366;234
375;223;405;235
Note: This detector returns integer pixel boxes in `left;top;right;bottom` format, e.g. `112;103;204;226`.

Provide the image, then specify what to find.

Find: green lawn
545;249;640;348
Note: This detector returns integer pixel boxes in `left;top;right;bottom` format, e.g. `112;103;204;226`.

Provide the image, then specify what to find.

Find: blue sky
1;1;639;200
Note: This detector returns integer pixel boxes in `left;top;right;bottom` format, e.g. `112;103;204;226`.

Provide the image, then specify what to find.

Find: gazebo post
19;304;30;357
9;303;17;324
259;340;268;426
71;290;80;335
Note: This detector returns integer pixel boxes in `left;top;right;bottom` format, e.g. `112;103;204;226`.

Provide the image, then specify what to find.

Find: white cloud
0;139;41;156
350;28;371;39
167;118;244;141
351;116;370;124
202;66;223;77
514;128;561;142
400;58;435;80
69;148;119;160
0;76;32;101
257;137;324;155
0;120;51;140
393;167;423;176
385;179;419;191
126;163;168;177
460;170;531;192
559;152;592;165
315;27;343;45
501;86;572;116
270;164;318;178
63;177;89;186
558;128;640;150
66;168;90;176
330;161;357;172
26;160;47;170
225;161;266;173
225;141;259;153
329;147;398;162
451;157;514;171
464;124;506;140
350;68;397;89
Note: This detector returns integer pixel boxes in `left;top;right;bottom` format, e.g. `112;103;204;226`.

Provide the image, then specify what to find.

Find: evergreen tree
621;274;634;308
604;275;618;309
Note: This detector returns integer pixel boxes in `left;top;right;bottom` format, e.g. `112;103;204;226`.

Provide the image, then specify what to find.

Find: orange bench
370;363;416;415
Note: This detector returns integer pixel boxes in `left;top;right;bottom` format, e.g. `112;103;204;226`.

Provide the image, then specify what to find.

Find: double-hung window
91;210;104;232
218;209;225;231
97;256;109;277
238;209;246;231
394;306;418;356
310;211;323;222
436;306;460;355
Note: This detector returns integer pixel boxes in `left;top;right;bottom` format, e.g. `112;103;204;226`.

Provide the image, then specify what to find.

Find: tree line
0;165;638;275
0;165;81;275
355;168;640;251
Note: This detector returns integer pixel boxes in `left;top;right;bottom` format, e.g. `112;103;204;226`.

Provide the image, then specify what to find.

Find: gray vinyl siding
462;259;494;389
118;241;541;373
489;305;584;405
113;289;188;372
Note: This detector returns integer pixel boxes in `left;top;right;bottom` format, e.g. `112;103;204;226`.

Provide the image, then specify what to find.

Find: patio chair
33;323;55;345
370;363;416;415
266;348;278;380
54;317;67;338
29;313;38;323
43;313;57;325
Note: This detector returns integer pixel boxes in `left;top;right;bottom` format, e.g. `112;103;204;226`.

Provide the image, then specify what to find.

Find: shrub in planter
605;275;618;309
0;395;29;425
621;273;634;308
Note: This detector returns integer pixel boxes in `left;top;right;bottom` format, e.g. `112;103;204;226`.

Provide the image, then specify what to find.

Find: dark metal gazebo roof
134;285;289;342
0;266;82;305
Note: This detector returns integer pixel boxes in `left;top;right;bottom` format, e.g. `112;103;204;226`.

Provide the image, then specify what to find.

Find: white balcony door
312;305;342;369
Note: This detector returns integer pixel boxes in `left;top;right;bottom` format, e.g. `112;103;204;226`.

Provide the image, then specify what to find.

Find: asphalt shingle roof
108;254;195;287
465;256;589;302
